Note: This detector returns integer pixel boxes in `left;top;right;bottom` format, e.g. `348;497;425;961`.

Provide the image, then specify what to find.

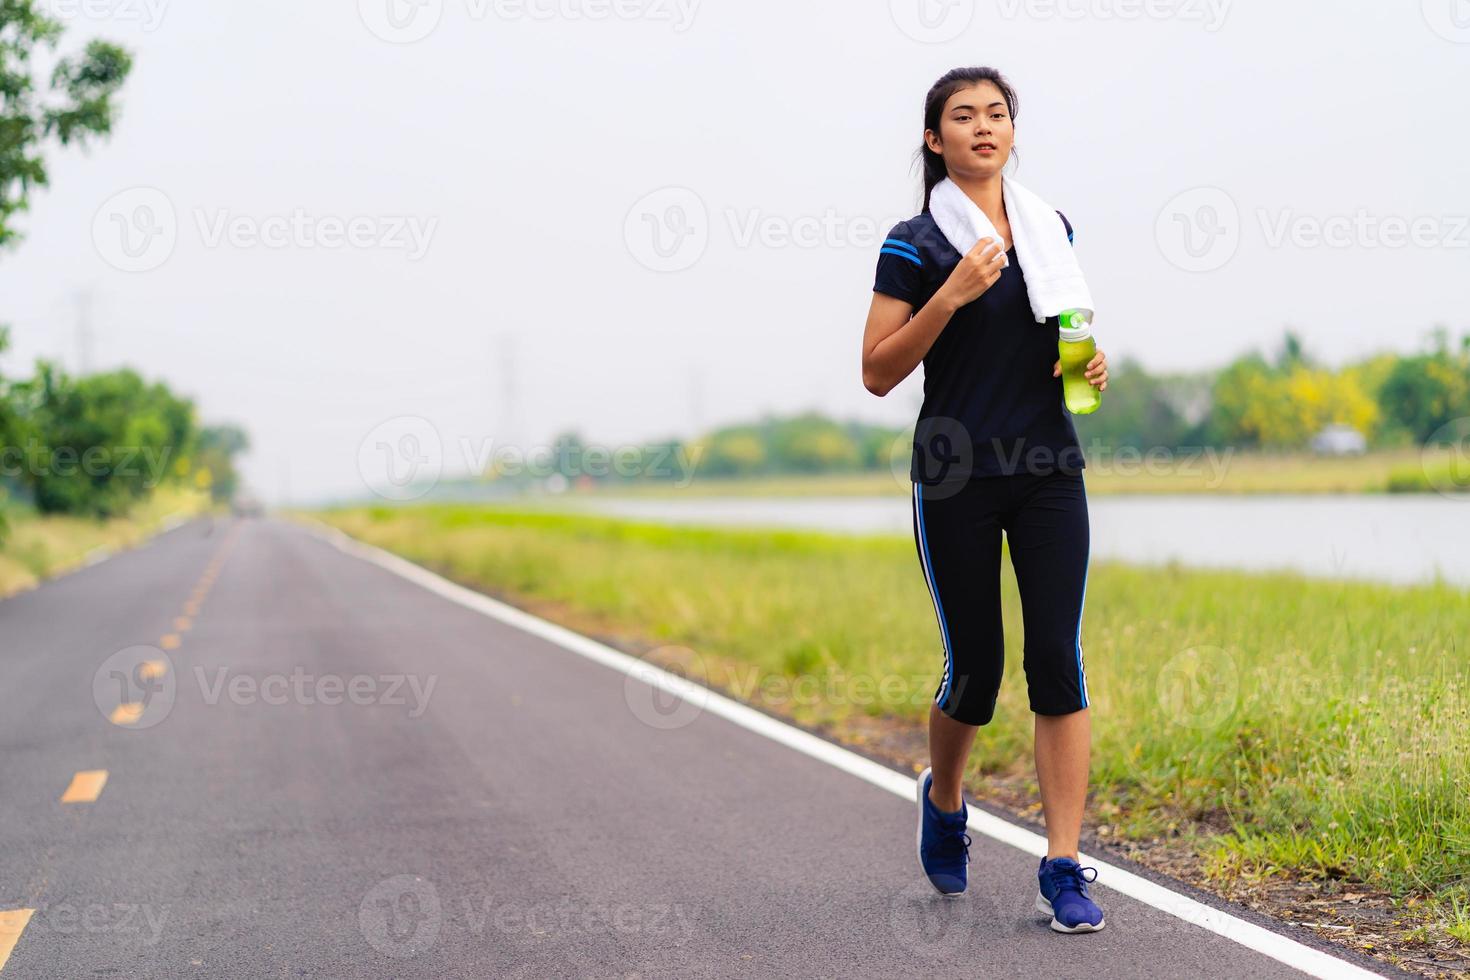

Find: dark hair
916;67;1020;213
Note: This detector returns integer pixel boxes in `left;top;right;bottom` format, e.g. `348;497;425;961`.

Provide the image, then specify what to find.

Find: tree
0;326;19;541
9;362;197;517
1273;329;1313;372
1;1;133;249
196;424;250;504
1378;353;1470;444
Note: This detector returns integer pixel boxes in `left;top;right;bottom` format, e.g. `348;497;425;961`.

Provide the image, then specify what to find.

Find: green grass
1387;450;1470;495
0;485;214;597
307;502;1470;938
513;446;1460;499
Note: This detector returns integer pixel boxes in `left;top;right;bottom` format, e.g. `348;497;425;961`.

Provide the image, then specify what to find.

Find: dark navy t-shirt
873;210;1086;485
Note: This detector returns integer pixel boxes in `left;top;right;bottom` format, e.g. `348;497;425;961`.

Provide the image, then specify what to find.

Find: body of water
547;493;1470;588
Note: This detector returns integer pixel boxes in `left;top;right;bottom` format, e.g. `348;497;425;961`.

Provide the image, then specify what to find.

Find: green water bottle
1058;308;1101;415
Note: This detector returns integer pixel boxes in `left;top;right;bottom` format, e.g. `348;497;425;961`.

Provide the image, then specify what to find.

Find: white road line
302;518;1384;980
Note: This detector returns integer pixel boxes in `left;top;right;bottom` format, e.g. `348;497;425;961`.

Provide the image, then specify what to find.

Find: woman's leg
910;478;1006;812
926;702;979;812
1034;706;1091;859
1005;471;1092;859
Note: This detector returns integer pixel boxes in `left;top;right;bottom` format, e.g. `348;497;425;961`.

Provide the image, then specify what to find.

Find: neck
947;171;1006;229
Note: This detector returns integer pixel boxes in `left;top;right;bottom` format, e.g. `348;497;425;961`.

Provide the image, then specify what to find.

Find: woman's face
926;81;1014;179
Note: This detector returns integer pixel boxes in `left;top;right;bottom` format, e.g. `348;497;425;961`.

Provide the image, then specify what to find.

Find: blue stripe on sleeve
880;246;922;267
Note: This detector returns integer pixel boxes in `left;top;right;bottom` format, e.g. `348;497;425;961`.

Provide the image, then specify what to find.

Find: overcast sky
1;0;1466;504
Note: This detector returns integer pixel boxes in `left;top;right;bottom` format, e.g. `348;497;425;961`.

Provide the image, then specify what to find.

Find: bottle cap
1057;308;1093;342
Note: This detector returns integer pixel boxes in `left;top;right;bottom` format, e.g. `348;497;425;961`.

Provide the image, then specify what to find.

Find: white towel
928;175;1093;324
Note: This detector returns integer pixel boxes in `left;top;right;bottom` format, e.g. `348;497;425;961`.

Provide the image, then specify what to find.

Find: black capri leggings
910;469;1092;726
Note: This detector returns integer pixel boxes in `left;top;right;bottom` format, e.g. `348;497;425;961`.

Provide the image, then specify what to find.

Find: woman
861;66;1110;934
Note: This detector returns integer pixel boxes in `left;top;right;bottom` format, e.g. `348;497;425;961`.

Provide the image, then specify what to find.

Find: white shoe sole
915;766;964;897
1036;892;1106;933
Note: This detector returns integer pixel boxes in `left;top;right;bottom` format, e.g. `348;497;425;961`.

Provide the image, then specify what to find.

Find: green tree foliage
1071;357;1203;450
196;424;250;503
8;362;197;517
766;412;861;473
1204;345;1385;449
1;1;133;248
0;326;18;539
686;413;894;479
1376;328;1470;443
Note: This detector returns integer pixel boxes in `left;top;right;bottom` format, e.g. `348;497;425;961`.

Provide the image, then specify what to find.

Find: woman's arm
863;237;1008;396
861;290;960;397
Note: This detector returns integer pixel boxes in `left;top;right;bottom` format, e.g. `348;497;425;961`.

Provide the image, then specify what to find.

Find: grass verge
0;486;214;599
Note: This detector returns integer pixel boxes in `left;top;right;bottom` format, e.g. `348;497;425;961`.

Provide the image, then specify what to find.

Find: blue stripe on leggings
1075;541;1090;706
913;483;954;706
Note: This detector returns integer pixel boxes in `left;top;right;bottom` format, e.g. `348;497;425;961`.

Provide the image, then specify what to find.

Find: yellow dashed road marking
109;703;145;726
0;909;36;972
159;634;180;651
174;616;191;632
139;660;168;680
60;770;109;804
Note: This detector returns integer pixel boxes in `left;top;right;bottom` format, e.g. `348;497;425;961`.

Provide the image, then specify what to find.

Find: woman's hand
1052;348;1108;391
937;237;1008;309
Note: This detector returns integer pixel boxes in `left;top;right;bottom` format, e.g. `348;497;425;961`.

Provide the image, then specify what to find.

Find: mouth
973;142;998;154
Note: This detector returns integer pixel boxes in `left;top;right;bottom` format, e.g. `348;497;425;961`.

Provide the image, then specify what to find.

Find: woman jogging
861;66;1110;934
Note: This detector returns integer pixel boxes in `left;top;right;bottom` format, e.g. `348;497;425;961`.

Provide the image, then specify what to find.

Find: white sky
1;0;1466;504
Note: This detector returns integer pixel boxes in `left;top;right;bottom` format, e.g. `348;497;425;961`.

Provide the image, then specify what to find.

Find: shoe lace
931;827;972;863
1048;862;1099;898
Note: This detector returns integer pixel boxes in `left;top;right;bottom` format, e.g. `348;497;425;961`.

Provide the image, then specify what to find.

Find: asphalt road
0;516;1391;978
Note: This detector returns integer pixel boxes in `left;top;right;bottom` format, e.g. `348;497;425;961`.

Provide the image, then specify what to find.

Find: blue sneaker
914;766;970;895
1036;855;1106;932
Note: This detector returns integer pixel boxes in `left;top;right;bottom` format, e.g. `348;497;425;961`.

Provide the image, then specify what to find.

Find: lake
542;493;1470;588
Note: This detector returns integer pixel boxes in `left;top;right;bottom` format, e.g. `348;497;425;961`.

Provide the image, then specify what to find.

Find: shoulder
882;212;951;262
